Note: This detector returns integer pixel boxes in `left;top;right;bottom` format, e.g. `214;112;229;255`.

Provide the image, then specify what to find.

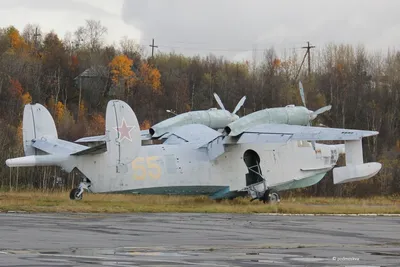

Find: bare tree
74;20;107;52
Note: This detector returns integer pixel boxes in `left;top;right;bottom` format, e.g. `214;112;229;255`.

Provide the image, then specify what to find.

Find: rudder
23;103;58;156
105;100;141;173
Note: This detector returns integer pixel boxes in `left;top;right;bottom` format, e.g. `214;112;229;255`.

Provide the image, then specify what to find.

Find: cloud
0;0;140;46
122;0;400;60
1;0;399;61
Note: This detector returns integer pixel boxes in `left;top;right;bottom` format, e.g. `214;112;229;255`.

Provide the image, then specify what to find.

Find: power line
139;38;306;47
140;43;303;53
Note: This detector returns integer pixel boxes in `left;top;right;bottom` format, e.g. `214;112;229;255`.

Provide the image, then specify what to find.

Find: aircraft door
243;149;264;186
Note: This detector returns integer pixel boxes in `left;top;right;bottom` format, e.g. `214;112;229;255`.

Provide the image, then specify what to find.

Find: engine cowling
150;109;238;138
224;105;311;136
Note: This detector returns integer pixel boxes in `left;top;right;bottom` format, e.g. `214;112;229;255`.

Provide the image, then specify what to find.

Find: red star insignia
114;118;135;142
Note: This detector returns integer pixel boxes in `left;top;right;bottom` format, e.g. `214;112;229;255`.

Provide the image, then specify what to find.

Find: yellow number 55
131;156;161;180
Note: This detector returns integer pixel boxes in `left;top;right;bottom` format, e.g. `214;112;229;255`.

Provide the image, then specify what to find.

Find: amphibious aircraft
5;85;382;202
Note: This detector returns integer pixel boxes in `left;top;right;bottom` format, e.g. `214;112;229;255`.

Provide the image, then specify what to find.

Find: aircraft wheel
268;190;280;203
263;190;280;204
69;188;83;200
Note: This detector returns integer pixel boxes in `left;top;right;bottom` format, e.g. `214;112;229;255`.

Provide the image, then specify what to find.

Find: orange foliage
184;103;191;112
273;58;281;68
109;54;136;87
8;79;23;98
140;119;151;130
21;92;32;105
140;63;161;93
337;63;343;72
55;101;65;123
70;55;79;71
6;27;28;53
88;113;105;135
92;113;105;127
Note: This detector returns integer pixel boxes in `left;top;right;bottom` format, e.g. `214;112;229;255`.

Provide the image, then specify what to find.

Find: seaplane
5;82;382;202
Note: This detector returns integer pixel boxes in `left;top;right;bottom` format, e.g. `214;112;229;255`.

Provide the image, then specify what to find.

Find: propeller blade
313;105;332;116
309;105;332;121
299;81;306;107
232;96;246;115
213;93;225;110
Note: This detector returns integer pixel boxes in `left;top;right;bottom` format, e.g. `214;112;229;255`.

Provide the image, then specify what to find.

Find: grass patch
0;190;400;214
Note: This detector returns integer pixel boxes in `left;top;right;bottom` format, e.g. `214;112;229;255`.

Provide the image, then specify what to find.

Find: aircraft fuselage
72;140;343;199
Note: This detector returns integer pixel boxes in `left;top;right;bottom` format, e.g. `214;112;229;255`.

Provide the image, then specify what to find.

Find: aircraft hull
73;140;340;199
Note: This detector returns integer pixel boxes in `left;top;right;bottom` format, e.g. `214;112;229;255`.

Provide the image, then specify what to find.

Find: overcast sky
0;0;399;61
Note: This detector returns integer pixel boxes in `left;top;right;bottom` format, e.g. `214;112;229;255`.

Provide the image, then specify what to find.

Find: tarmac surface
0;212;399;266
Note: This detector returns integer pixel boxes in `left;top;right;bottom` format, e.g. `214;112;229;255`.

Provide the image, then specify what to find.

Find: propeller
298;81;332;125
298;81;332;150
213;93;246;118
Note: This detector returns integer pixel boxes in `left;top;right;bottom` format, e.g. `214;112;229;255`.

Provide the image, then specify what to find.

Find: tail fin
6;100;140;172
23;103;58;156
105;100;141;173
7;103;87;169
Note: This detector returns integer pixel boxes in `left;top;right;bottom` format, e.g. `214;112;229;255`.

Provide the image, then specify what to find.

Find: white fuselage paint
68;140;342;195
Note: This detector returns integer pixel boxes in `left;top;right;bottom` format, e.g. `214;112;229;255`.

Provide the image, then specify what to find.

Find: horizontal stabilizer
32;138;88;155
75;135;106;143
75;130;151;143
71;143;107;155
333;163;382;184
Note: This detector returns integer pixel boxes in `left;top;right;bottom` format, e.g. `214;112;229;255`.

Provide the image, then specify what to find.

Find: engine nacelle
225;105;310;136
150;109;238;138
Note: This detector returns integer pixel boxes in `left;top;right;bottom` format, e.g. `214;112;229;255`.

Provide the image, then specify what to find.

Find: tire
69;188;83;200
263;189;280;204
269;192;281;203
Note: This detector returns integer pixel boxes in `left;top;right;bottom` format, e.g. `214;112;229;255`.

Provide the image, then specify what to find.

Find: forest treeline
0;20;399;197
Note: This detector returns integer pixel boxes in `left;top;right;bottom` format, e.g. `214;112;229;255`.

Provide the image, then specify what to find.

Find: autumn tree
109;54;136;100
139;62;161;94
5;26;28;54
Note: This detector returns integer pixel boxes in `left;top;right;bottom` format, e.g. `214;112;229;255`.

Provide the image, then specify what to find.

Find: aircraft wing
204;123;381;185
163;124;222;147
223;123;378;144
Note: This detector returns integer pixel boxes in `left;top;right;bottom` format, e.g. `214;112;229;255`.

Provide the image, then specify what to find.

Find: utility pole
33;27;41;55
149;38;158;58
302;41;315;76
